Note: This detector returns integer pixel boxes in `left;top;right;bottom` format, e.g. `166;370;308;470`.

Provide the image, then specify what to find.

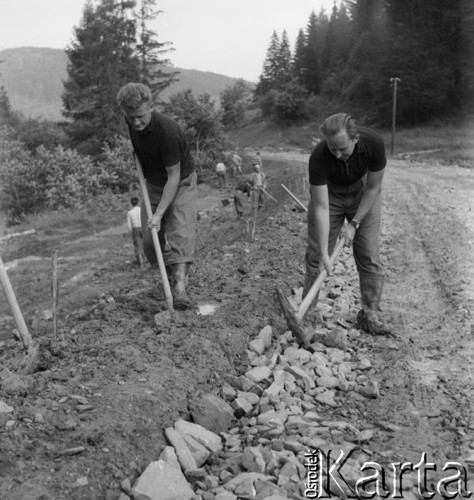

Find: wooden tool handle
133;153;174;312
296;236;345;320
280;184;307;212
0;254;33;350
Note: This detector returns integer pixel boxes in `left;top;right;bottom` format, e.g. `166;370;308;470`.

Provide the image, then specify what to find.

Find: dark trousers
305;176;384;279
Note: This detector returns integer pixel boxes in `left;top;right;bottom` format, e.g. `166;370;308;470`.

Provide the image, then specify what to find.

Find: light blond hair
117;83;152;111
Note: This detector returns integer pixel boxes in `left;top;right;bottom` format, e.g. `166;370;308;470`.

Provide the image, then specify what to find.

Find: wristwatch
350;219;360;230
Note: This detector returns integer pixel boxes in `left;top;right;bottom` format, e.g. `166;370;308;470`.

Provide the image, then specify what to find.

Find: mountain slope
0;47;244;121
0;47;68;120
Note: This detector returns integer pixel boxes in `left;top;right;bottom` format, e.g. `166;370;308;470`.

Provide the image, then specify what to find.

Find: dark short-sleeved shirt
308;127;386;186
128;110;195;187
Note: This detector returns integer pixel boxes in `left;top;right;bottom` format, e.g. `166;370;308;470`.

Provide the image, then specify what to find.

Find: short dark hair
320;113;359;140
117;83;152;111
130;197;139;206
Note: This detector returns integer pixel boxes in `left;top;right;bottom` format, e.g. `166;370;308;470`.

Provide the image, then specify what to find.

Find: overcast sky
0;0;336;82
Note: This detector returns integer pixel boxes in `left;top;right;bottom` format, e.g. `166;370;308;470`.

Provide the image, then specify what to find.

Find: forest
0;0;472;223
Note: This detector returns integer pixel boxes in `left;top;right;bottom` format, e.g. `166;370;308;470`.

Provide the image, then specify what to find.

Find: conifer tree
275;30;292;88
0;86;15;128
62;0;140;154
301;11;320;94
384;0;466;122
321;3;352;79
292;29;307;86
136;0;178;99
256;31;280;95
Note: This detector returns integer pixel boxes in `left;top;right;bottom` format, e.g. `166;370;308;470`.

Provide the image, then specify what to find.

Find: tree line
255;0;472;126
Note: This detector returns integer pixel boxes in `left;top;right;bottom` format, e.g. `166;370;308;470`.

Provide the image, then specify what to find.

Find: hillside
0;47;244;121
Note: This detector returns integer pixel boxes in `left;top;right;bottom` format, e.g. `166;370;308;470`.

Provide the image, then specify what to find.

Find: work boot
171;263;194;310
357;273;390;335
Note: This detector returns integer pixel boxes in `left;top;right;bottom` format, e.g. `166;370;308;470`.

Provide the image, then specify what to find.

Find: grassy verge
0;192;129;242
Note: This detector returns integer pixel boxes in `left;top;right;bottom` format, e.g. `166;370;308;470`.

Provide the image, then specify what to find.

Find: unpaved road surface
0;154;473;499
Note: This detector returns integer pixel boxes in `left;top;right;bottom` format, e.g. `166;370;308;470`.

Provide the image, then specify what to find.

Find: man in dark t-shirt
117;83;197;309
305;113;388;335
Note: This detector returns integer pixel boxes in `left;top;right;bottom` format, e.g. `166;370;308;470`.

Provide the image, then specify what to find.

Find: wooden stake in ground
0;253;39;374
250;198;258;242
52;250;58;337
0;254;33;349
281;184;308;212
133;153;174;312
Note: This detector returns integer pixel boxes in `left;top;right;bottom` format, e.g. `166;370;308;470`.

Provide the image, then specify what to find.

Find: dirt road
0;155;473;499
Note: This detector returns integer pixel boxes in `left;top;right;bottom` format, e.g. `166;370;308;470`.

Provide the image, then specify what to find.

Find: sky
0;0;336;82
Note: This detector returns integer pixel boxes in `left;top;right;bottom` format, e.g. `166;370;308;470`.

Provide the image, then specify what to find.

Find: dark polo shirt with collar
309;127;386;186
128;110;195;187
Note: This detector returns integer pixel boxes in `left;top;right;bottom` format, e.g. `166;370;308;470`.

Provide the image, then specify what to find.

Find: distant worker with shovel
117;83;197;310
304;113;388;334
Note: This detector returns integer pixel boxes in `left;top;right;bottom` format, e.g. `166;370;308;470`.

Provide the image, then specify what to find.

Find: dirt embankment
0;155;473;499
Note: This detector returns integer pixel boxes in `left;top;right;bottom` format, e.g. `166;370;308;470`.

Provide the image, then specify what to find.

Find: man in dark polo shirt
117;83;197;309
304;113;388;334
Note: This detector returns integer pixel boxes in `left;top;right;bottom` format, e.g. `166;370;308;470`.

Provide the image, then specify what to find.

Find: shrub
100;136;138;193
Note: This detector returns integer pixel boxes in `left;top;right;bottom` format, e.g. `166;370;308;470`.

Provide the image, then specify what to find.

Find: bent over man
304;113;388;334
117;83;197;310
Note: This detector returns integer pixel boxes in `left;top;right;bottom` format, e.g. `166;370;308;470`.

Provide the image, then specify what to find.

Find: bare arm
354;169;384;222
309;184;332;274
342;169;385;244
149;163;181;228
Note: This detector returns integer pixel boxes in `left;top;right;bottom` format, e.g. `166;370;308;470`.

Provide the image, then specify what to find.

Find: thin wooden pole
133;153;174;312
52;251;58;337
0;253;33;350
390;77;400;155
281;184;308;212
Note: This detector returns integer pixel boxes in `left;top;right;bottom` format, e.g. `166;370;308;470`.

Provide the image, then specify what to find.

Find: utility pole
390;77;400;155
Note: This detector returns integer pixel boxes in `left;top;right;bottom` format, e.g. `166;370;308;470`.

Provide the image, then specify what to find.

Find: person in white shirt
215;162;227;188
127;197;145;267
232;153;242;175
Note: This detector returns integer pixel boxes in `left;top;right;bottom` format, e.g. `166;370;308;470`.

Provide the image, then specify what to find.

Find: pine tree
0;86;14;127
256;31;281;95
385;0;466;123
136;0;178;99
301;11;320;94
62;0;140;154
275;30;292;88
321;3;352;79
292;29;307;86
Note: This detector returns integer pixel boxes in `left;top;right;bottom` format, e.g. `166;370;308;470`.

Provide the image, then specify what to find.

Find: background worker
233;177;251;218
253;151;263;171
127;196;145;267
304;113;388;334
215;161;227;188
232;152;242;176
117;82;197;310
249;163;266;211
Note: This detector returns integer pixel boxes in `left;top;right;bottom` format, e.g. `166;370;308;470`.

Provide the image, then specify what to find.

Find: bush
100;136;138;193
0;137;116;222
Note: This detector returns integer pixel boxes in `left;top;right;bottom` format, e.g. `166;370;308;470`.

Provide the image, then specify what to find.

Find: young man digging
304;113;389;335
117;83;197;310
